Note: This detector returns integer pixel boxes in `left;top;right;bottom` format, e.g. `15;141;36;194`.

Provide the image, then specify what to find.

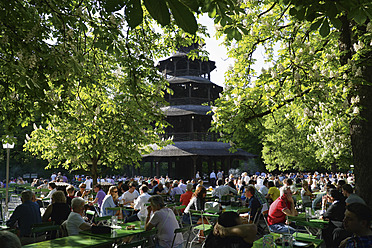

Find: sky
199;14;268;87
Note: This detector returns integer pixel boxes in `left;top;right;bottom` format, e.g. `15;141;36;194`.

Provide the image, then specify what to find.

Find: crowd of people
1;170;371;247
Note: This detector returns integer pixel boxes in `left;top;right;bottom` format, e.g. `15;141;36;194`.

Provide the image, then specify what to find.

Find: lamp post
3;140;14;216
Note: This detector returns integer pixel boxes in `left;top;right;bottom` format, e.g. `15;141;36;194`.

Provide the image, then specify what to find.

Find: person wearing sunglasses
100;186;119;217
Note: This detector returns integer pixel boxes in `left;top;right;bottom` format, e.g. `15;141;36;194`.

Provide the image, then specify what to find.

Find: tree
210;0;372;205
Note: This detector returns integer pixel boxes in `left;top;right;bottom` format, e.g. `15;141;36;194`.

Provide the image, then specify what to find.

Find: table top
22;234;113;248
80;221;146;240
253;232;323;248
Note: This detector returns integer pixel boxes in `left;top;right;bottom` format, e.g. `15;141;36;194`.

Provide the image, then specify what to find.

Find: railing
161;132;219;142
166;97;212;106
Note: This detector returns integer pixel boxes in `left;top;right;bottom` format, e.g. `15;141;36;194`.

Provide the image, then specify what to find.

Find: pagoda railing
166;97;211;106
161;132;219;142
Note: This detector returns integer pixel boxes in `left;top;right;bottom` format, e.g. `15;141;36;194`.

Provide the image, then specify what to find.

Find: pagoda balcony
165;97;212;106
161;132;219;142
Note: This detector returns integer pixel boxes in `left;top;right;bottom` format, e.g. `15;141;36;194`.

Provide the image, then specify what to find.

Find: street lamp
3;139;14;217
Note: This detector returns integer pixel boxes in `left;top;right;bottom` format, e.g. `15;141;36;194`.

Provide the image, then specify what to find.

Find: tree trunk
340;16;372;207
91;159;98;186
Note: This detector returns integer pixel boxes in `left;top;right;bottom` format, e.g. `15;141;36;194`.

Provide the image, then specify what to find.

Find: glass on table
305;207;312;218
111;216;118;227
139;215;146;229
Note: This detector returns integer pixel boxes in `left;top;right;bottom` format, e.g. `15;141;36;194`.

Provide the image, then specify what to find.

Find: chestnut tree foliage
210;0;372;204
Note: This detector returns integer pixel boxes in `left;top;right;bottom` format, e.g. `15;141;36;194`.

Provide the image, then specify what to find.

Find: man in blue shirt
7;190;41;242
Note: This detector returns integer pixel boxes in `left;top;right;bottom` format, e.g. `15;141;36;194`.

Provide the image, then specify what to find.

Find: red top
267;195;291;225
180;191;193;211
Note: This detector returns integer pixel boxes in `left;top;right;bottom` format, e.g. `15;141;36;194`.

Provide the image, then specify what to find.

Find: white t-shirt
150;208;183;248
66;212;85;236
134;193;151;218
120;190;140;203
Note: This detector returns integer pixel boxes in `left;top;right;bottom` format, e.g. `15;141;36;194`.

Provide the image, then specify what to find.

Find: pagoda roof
142;141;257;158
167;76;220;86
161;105;212;116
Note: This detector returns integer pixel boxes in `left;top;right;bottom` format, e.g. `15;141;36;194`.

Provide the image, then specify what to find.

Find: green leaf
319;18;330;37
143;0;170;26
101;0;126;13
310;18;323;31
296;7;306;20
179;0;199;12
289;7;297;17
125;0;143;28
166;0;198;34
352;8;367;25
329;17;342;29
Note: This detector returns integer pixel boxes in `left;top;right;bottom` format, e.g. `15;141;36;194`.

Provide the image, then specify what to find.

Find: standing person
90;184;106;208
210;170;217;188
184;186;207;224
145;195;183;248
339;203;372;248
101;186;119;217
195;171;201;181
6;191;41;244
66;197;93;235
217;170;223;181
267;186;298;234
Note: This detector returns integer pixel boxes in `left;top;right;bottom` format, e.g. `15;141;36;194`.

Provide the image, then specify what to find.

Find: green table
253;232;323;248
22;234;113;248
80;221;146;241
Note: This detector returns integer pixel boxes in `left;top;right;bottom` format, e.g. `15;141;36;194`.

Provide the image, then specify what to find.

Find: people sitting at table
125;185;151;223
0;230;22;248
75;183;89;198
91;184;106;208
341;184;366;205
66;197;93;235
151;182;166;195
244;185;261;223
101;186;119;217
301;180;313;208
206;211;257;248
145;195;184;248
339;203;372;248
119;182;139;205
7;190;42;244
321;188;346;247
212;179;237;199
42;190;71;225
65;185;75;207
265;181;280;204
267;186;298;234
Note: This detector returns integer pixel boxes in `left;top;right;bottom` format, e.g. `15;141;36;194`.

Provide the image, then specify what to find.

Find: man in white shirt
212;179;237;199
259;179;269;196
84;176;92;190
119;182;140;204
45;182;57;199
126;185;151;222
178;180;187;192
210;170;217;187
66;197;92;235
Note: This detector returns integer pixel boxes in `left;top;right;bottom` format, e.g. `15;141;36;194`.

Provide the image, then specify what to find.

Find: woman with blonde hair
42;190;70;225
100;186;119;216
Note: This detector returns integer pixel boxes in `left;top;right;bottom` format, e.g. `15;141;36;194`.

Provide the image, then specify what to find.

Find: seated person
300;180;313;208
6;190;41;242
0;231;21;248
341;184;366;205
206;211;257;248
322;188;347;247
91;184;106;208
65;185;75;207
267;186;298;234
42;190;71;225
125;185;151;223
212;179;237;199
243;185;261;223
339;203;372;248
145;195;183;248
66;197;93;235
266;181;280;203
45;182;57;199
118;182;139;205
100;186;119;217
